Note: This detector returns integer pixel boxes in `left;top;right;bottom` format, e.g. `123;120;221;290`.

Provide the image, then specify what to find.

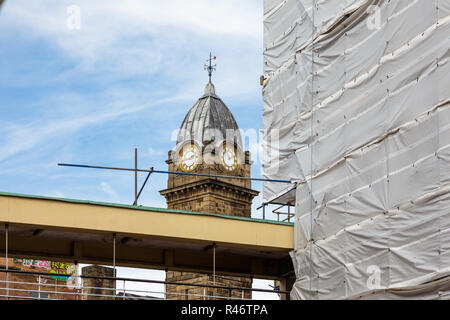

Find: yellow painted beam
0;193;293;252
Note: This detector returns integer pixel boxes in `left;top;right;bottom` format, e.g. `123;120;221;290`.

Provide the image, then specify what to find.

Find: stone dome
177;81;243;149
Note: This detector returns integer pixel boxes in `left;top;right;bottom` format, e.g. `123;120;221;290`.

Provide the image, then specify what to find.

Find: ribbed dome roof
177;82;242;148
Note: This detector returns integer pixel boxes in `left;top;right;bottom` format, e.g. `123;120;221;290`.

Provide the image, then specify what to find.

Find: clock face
179;144;200;172
220;145;239;172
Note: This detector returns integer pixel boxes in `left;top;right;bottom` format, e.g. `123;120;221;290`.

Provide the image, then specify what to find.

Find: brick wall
81;265;116;300
166;272;252;300
0;258;80;300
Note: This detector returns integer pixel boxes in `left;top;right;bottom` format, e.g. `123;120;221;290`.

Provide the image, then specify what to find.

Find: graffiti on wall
13;259;50;270
49;261;76;281
13;258;76;282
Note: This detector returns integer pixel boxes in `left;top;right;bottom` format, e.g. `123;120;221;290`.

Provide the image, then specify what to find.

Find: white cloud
1;1;262;92
1;1;261;68
99;181;118;200
0;92;187;163
0;1;263;163
5;1;261;38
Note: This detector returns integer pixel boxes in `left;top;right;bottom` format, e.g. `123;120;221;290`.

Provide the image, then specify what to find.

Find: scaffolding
263;0;450;299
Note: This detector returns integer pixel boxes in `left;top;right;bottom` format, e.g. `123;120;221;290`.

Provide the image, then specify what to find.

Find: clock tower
160;82;259;218
160;58;259;299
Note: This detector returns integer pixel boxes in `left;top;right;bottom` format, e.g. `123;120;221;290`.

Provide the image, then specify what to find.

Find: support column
5;224;8;300
279;277;295;301
82;265;116;300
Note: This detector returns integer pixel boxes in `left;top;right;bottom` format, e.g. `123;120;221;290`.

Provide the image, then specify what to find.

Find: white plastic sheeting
262;0;450;299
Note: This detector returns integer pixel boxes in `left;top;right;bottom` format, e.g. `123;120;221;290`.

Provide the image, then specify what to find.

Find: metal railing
273;203;295;222
0;269;286;301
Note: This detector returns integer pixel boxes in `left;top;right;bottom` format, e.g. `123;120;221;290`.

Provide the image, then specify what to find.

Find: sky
0;0;279;299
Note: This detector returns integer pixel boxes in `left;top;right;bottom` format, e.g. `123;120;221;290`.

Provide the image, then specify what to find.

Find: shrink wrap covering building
262;0;450;299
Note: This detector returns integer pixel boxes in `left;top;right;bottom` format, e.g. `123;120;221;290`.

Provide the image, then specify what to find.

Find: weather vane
204;53;216;83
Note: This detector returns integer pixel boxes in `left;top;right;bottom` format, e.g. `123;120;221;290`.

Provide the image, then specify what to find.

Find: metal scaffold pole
213;243;216;285
5;223;8;300
309;0;316;300
58;163;292;184
213;243;216;299
134;148;138;206
113;232;116;299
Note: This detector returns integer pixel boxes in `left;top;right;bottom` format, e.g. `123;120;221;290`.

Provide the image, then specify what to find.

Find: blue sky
0;0;279;299
0;0;271;213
